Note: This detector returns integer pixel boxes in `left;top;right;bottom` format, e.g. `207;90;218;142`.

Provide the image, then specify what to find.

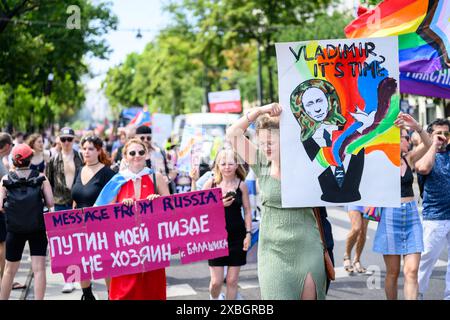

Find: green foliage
0;0;117;131
103;0;354;115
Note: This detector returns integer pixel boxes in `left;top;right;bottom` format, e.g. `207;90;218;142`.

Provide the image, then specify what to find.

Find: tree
103;0;354;115
103;52;141;115
0;0;117;131
164;0;349;104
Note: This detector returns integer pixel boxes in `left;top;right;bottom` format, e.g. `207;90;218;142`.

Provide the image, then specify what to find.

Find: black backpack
3;170;46;233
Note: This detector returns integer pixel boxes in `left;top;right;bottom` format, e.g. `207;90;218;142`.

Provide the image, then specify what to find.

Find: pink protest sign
44;188;228;282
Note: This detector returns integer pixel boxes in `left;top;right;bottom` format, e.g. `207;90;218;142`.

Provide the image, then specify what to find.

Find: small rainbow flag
345;0;450;73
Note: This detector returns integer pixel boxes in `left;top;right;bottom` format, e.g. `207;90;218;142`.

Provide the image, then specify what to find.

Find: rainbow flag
345;0;450;73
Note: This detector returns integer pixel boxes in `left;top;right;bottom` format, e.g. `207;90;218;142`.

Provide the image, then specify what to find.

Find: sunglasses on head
128;150;145;157
81;135;102;145
60;137;74;143
139;136;151;142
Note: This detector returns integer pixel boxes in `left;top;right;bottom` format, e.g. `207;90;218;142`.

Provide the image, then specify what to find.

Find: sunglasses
60;137;74;143
434;131;450;138
401;135;410;142
128;150;146;157
139;136;152;142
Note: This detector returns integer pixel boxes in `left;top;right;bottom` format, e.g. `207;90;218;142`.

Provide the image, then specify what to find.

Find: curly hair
290;79;346;141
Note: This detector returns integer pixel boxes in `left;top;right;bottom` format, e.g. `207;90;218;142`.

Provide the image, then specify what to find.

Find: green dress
251;150;326;300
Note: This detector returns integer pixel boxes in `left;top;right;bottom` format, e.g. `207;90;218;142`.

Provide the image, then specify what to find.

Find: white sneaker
61;283;75;293
209;292;225;300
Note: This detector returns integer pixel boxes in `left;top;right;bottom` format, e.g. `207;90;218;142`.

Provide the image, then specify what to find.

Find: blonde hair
255;114;279;133
212;149;247;185
122;138;148;158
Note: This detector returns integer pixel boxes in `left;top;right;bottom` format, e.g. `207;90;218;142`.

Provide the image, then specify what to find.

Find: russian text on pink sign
44;188;228;282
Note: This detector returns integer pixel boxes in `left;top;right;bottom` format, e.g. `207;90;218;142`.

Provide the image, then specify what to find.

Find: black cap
136;125;152;135
59;127;75;137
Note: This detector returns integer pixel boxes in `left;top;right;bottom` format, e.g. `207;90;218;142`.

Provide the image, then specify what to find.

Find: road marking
239;280;259;289
334;266;374;279
167;284;197;297
330;224;350;241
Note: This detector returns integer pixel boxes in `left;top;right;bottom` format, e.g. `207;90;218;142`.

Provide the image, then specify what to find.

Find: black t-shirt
71;166;116;208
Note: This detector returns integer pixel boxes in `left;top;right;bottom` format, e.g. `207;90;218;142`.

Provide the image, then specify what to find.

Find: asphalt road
22;208;448;300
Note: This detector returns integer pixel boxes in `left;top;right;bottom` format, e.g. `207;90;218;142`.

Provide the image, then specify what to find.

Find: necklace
87;161;100;167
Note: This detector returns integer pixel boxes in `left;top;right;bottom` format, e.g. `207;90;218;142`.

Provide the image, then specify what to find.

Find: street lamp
44;73;54;96
44;73;54;132
257;41;263;106
252;9;267;106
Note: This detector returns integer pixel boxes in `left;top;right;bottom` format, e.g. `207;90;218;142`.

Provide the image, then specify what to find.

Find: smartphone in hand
224;191;237;199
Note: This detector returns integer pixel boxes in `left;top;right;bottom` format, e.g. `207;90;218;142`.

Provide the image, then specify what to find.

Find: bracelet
246;230;252;234
417;127;423;134
246;111;253;124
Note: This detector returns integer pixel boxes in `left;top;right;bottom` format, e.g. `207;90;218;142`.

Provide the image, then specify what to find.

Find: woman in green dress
226;103;326;300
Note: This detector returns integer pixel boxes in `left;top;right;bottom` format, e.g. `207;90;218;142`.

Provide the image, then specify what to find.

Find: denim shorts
373;201;424;255
347;206;365;213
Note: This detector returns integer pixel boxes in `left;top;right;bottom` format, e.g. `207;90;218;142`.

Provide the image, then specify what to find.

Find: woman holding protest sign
197;148;252;300
94;138;170;300
0;144;54;300
71;135;116;300
226;103;327;300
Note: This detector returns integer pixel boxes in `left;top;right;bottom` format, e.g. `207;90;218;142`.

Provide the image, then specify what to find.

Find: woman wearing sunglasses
71;135;116;300
94;138;170;300
373;113;432;300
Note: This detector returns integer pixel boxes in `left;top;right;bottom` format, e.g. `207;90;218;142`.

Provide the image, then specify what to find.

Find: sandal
343;256;354;273
353;261;367;273
11;282;26;290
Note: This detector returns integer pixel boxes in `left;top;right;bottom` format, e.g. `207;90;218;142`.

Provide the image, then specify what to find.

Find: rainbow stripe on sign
345;0;450;73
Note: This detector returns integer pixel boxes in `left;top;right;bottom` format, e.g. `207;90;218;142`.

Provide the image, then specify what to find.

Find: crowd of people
0;104;448;301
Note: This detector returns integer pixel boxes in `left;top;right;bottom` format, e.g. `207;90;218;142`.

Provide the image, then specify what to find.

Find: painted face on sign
301;87;329;122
